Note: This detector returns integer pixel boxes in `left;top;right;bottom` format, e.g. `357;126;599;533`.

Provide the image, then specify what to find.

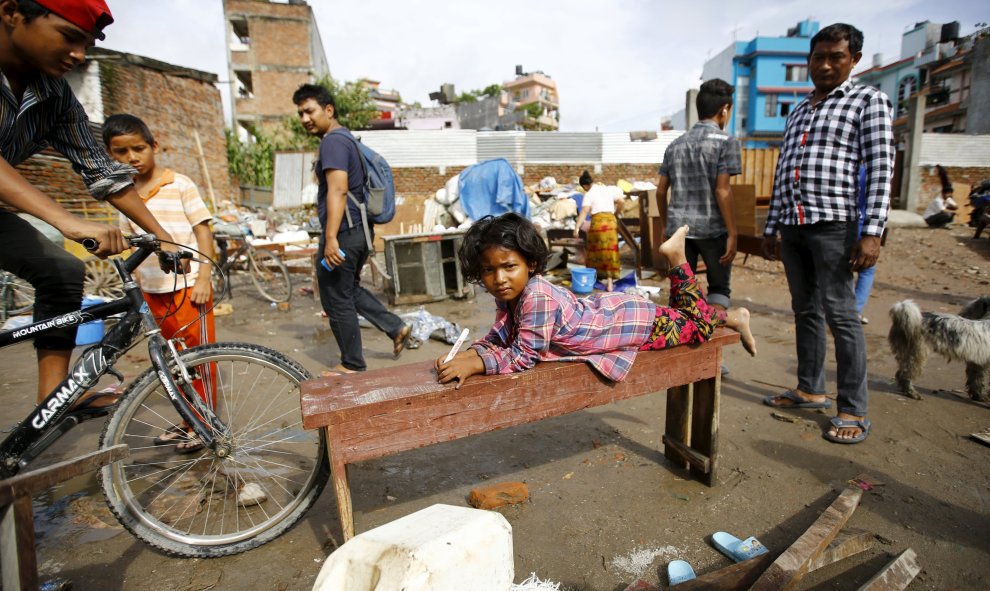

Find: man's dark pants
0;211;83;349
924;211;954;228
686;234;731;309
779;221;868;417
317;225;404;372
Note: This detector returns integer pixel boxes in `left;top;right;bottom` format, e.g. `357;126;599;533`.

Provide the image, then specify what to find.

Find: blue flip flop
711;531;769;562
667;560;697;586
763;389;832;410
823;416;871;444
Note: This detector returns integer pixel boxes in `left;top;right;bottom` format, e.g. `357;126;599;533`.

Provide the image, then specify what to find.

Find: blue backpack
331;129;396;225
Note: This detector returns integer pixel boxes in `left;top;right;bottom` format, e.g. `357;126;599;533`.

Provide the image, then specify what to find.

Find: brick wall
15;56;231;223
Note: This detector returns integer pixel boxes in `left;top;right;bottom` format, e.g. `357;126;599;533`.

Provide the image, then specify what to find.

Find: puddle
34;472;124;551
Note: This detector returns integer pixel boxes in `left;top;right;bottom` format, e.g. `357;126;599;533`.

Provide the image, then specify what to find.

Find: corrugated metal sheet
477;131;525;165
273;151;317;209
353;130;477;168
524;132;601;163
919;133;990;167
601;131;684;164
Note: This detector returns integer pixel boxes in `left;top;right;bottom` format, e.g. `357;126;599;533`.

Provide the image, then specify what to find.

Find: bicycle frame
0;240;224;478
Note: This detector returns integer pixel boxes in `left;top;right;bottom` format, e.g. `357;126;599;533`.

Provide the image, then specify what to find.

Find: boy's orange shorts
145;288;217;407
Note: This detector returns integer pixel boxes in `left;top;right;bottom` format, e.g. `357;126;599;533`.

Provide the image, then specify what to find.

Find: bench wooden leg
1;496;38;591
691;374;720;486
325;428;356;542
664;384;692;470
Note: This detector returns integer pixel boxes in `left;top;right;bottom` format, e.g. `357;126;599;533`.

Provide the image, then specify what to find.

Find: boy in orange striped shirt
103;114;216;453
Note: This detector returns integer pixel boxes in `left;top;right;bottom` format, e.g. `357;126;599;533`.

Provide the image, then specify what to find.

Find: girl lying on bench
435;213;756;389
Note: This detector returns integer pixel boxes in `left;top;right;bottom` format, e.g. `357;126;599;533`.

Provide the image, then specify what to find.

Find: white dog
888;297;990;401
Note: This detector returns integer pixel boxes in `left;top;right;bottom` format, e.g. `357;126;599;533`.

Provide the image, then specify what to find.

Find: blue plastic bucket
76;296;105;346
570;267;597;294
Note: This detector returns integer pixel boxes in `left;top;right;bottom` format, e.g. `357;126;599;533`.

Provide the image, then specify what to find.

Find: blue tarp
458;159;530;221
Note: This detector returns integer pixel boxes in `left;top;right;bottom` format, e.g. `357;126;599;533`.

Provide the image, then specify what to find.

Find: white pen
444;328;470;363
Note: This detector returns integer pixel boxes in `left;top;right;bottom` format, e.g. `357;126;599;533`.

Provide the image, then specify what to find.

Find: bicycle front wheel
99;343;328;558
248;249;291;303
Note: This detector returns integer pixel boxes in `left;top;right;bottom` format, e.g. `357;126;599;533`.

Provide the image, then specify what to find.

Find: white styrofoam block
313;504;513;591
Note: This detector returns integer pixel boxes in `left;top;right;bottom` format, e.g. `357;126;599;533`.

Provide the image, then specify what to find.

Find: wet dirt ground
2;224;989;590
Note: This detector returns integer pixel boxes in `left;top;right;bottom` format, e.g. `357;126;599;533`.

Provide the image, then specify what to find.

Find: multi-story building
701;20;819;147
362;79;403;129
224;0;330;135
501;68;560;131
913;27;989;134
854;21;968;136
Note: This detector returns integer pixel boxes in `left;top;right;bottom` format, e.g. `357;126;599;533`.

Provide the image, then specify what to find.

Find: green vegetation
456;83;503;104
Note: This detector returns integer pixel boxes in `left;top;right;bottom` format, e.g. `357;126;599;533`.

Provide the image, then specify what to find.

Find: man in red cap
0;0;176;414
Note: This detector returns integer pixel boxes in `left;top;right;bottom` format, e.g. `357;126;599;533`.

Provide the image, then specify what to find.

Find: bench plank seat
301;328;738;540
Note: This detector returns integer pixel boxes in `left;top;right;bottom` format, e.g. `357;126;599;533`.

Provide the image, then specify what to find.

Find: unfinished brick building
224;0;330;135
16;47;232;224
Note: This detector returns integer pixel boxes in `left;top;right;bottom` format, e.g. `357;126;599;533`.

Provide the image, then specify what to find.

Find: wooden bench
1;445;128;590
301;328;739;540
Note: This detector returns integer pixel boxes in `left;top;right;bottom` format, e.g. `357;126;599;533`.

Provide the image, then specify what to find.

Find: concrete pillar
900;93;927;212
313;504;513;591
685;89;699;129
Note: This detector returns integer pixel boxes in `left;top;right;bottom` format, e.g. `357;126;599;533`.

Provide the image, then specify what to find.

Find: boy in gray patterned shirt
657;79;741;311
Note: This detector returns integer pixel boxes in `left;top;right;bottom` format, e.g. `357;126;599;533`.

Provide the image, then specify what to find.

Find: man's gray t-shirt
316;128;365;233
659;121;742;239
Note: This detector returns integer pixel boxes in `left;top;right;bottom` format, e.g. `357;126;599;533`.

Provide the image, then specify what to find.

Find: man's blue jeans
779;221;869;417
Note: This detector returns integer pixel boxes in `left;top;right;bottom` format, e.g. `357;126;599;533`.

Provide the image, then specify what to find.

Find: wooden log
856;548;920;591
807;528;876;573
1;496;37;591
674;553;776;591
750;486;864;591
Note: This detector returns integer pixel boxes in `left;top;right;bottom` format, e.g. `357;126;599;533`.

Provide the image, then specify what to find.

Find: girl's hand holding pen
435;350;485;390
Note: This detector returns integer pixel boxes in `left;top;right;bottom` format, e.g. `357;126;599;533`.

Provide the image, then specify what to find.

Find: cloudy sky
101;0;986;132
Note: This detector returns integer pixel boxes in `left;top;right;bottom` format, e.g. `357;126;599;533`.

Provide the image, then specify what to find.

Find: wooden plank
750;486;864;591
0;445;129;506
857;548;920;591
664;384;692;470
807;528;876;572
302;331;737;464
660;434;709;473
690;373;719;485
1;496;38;591
675;553;776;591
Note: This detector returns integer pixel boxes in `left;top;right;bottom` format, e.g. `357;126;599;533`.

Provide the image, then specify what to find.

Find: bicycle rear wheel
248;249;291;303
1;272;35;317
99;343;328;558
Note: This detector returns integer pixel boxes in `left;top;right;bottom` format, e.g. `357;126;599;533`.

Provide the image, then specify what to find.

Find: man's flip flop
175;434;206;455
667;560;697;586
823;416;871;444
711;531;769;562
763;390;832;410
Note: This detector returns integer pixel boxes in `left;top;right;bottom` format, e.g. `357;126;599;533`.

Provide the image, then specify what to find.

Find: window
735;76;749;135
230;19;250;47
765;95;778;118
520;89;530;100
785;65;808;82
897;76;918;116
780;102;792;117
235;70;253;99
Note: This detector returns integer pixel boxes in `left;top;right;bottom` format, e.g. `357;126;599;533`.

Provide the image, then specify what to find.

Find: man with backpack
293;84;410;373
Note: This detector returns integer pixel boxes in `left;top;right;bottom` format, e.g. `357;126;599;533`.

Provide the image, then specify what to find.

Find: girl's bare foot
724;307;757;356
606;277;614;292
659;225;689;267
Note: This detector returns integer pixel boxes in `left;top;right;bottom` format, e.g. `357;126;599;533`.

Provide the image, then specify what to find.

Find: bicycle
213;230;292;304
0;235;328;557
0;270;35;321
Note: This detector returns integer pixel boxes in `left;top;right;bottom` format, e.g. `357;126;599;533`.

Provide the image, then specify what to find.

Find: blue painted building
702;20;819;147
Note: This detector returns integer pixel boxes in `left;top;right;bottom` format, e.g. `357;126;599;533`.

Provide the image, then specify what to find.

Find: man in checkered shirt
761;23;894;444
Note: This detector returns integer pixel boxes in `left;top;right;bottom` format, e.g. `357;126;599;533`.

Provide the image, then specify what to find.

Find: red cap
33;0;114;41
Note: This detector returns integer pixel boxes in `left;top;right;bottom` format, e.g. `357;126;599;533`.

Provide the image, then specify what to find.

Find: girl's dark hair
579;170;593;187
935;164;953;194
459;212;548;283
102;113;155;146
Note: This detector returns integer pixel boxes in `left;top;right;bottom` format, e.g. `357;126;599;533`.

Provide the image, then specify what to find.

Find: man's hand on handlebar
83;233;190;274
66;220;127;258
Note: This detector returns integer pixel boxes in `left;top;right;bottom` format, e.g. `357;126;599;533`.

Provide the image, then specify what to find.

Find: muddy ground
2;224;989;590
